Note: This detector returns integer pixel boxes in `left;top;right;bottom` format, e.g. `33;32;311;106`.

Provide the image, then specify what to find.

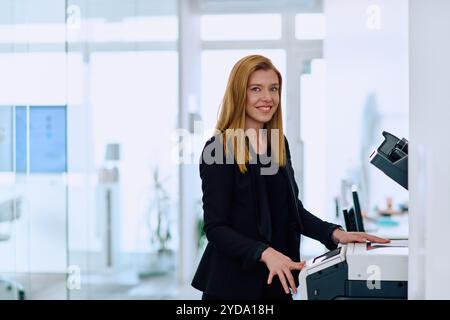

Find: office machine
299;241;408;300
343;186;365;233
370;131;408;190
298;131;410;300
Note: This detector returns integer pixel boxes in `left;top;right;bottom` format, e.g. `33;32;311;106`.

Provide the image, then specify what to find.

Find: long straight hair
215;55;286;173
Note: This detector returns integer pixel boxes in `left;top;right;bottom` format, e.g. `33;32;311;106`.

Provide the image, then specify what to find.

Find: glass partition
1;0;180;300
66;0;180;299
0;0;68;300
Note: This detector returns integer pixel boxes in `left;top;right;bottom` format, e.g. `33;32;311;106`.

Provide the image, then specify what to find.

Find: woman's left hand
332;228;390;244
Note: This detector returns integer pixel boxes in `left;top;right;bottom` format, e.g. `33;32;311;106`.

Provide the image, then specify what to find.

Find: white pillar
178;0;202;285
409;0;450;299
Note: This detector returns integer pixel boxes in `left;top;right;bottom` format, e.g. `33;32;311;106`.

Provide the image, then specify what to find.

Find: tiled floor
5;272;201;300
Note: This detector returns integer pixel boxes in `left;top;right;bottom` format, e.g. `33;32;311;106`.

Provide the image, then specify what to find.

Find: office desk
0;190;22;223
365;214;409;240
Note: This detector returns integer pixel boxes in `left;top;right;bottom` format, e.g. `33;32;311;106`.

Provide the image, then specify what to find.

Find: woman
191;55;388;300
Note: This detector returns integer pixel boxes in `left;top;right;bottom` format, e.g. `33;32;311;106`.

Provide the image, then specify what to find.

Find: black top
263;162;290;256
257;153;293;300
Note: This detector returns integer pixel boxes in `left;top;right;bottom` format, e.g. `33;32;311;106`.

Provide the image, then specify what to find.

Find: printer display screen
313;247;341;264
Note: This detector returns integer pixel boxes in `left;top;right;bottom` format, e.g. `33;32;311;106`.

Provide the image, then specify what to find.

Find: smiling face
245;69;280;130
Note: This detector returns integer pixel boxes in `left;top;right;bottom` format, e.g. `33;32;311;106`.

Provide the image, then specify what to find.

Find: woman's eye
251;87;261;92
271;87;279;92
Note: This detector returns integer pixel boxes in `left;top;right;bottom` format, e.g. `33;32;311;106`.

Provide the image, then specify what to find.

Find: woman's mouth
256;106;272;113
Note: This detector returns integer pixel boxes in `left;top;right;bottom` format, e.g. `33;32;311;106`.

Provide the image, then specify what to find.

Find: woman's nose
261;90;272;102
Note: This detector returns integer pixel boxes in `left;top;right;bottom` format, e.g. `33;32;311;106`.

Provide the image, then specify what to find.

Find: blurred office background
0;0;413;299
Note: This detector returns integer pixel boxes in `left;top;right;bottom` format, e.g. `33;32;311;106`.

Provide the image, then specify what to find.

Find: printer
298;131;409;300
298;241;408;300
369;131;408;190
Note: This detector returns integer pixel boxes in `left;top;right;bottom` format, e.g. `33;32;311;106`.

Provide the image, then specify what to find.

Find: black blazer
191;135;340;300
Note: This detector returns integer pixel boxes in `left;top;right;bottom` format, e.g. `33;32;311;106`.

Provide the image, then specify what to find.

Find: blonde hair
215;55;286;173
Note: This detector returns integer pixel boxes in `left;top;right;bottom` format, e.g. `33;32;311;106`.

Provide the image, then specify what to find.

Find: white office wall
323;0;408;221
409;0;450;299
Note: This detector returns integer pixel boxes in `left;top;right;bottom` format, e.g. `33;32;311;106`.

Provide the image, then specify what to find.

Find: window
90;51;179;253
201;14;282;41
0;17;178;44
295;13;326;40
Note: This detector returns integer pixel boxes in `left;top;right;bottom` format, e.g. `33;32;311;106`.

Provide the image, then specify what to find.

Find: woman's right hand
260;247;305;295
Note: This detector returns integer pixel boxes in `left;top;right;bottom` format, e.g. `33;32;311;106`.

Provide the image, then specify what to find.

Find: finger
291;261;305;270
365;234;390;243
267;272;274;285
351;235;367;243
277;271;290;294
283;268;297;295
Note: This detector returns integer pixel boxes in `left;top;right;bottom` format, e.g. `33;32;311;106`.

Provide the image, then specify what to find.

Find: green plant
197;217;206;249
195;199;206;250
149;168;172;253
